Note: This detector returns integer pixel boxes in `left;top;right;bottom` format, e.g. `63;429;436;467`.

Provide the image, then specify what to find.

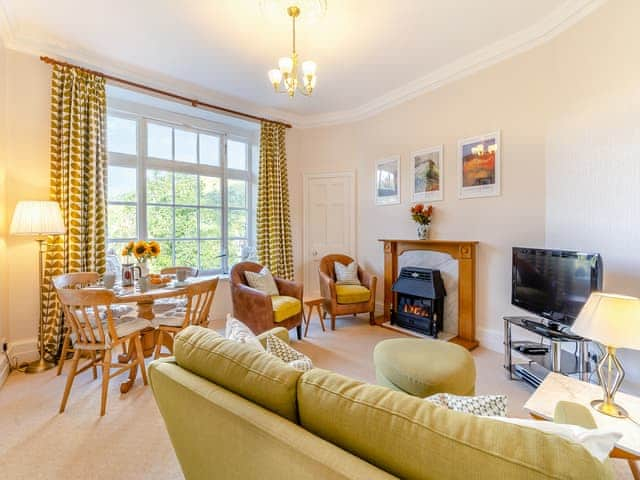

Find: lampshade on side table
571;292;640;418
9;201;66;374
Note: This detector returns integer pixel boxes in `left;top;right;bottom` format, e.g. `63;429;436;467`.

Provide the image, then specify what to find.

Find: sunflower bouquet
121;240;161;263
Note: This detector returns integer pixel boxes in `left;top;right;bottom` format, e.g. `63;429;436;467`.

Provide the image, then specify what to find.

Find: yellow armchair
319;254;377;330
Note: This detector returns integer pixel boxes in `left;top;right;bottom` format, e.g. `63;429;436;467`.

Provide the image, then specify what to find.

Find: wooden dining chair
56;287;151;416
153;277;219;359
160;266;199;278
53;272;100;376
153;266;200;315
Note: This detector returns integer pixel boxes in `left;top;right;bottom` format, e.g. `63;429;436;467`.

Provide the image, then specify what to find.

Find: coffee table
525;372;640;479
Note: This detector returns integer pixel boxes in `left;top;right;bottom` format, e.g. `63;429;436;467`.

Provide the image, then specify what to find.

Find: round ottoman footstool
373;338;476;397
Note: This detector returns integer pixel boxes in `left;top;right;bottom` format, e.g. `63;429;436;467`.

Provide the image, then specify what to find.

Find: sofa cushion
272;295;302;322
425;393;507;417
297;369;615;480
174;325;302;422
336;285;370;304
225;315;264;351
266;334;314;372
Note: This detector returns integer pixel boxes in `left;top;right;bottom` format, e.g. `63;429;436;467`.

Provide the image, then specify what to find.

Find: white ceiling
0;0;605;127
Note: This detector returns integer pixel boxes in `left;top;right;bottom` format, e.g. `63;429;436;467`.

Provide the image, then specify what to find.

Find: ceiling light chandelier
267;4;318;98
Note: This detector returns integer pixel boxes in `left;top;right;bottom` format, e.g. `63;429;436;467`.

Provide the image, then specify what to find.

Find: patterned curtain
257;121;294;279
40;65;108;361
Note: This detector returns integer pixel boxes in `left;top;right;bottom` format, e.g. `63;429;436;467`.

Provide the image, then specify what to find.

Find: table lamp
571;292;640;418
10;201;66;373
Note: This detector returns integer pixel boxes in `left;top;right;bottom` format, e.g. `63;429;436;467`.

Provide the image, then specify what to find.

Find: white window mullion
196;132;201;271
107;103;258;275
138;116;148;242
221;135;229;274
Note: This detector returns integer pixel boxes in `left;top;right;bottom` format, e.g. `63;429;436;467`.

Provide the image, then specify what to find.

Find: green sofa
148;326;615;480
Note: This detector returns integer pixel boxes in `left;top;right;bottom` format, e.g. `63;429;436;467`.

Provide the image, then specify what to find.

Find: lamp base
591;399;628;419
24;357;56;374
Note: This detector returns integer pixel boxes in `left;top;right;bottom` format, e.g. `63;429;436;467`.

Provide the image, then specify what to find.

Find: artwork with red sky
462;138;497;187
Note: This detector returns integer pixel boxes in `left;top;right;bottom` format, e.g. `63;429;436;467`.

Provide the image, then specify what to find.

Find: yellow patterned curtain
41;65;108;361
257;121;294;279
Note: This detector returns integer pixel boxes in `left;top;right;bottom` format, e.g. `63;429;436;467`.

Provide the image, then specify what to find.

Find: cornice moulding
293;0;608;129
0;0;607;129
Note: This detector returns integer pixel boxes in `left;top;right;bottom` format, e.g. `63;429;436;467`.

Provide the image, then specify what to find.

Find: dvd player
514;363;550;388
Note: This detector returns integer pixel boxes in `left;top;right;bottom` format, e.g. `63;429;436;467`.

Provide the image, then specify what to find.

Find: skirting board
378;325;504;353
476;327;503;354
7;338;38;367
0;354;9;388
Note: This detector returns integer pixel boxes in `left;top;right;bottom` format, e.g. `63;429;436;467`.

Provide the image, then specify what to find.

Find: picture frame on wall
458;131;501;199
375;155;401;205
410;145;443;202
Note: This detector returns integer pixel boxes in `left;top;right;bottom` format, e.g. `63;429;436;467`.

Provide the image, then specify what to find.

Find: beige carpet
0;314;632;479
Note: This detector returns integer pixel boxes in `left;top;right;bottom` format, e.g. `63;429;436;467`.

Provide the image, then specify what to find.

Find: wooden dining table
106;276;216;393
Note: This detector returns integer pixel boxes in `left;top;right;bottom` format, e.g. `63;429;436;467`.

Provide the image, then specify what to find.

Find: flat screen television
512;247;603;327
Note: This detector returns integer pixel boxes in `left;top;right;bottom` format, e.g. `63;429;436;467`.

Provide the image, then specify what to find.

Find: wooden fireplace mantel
378;239;479;350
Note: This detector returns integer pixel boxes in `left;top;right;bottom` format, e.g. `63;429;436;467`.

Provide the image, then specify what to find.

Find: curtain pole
40;56;292;129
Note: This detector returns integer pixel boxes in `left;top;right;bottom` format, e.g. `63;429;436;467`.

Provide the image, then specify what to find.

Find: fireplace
391;267;446;337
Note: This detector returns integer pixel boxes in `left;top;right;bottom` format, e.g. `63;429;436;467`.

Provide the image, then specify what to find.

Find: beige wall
544;0;640;382
0;39;8;347
288;0;639;351
3;51;51;360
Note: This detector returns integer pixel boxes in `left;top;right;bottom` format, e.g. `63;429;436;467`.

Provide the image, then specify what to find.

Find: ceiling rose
260;0;327;24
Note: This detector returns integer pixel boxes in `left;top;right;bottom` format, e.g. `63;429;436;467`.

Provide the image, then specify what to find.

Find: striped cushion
334;261;360;285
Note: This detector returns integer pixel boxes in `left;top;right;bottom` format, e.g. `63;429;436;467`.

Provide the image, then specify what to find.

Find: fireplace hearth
391;267;446;337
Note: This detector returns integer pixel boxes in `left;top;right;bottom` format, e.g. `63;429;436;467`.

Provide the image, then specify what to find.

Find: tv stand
504;316;591;388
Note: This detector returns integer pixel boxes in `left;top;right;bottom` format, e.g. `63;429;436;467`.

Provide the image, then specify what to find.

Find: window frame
106;100;259;275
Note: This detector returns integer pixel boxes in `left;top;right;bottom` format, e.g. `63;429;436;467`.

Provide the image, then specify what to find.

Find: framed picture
410;145;443;202
375;155;401;205
458;131;501;199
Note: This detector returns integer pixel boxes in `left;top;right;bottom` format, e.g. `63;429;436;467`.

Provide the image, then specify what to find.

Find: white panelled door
303;172;356;296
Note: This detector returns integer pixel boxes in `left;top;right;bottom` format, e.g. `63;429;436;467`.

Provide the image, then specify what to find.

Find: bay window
106;106;258;275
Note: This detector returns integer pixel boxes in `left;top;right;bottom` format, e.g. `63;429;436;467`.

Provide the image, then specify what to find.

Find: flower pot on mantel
416;223;431;240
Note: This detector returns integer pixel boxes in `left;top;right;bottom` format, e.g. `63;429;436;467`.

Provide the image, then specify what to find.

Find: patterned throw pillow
265;334;313;372
244;267;279;296
224;315;265;351
425;393;507;417
334;261;360;285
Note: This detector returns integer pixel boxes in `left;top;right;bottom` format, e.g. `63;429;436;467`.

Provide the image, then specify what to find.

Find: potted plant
410;204;433;240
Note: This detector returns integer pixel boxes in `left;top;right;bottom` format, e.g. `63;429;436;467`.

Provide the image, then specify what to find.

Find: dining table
104;276;216;393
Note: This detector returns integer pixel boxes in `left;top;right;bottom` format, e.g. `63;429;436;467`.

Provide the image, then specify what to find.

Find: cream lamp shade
572;293;640;350
9;201;66;236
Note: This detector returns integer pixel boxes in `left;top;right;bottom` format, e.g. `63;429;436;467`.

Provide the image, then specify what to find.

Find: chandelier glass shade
267;4;319;98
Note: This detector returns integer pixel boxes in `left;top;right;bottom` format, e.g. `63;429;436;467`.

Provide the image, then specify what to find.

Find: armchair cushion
334;261;360;285
272;296;302;322
336;285;370;304
244;267;279;296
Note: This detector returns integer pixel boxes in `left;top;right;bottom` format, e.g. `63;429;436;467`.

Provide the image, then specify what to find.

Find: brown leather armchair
230;261;303;339
319;254;377;330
